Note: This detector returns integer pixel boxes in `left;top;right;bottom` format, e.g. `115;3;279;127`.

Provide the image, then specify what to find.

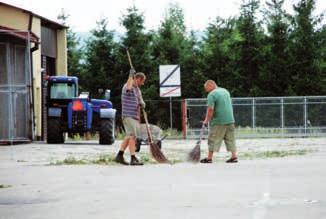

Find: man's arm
126;68;135;90
203;106;214;125
126;76;134;90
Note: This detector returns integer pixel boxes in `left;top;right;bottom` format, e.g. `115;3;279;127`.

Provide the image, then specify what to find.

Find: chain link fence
185;96;326;139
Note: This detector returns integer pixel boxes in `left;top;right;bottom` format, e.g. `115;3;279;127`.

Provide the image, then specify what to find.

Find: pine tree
83;18;118;99
289;0;322;95
235;0;264;96
262;0;291;96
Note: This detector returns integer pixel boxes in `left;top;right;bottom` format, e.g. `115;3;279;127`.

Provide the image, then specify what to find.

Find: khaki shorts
122;117;140;137
208;124;236;152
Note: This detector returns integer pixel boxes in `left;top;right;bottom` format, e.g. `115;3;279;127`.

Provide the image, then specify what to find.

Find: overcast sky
2;0;325;32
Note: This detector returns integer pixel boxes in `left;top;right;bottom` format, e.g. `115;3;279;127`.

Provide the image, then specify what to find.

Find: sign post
159;65;181;130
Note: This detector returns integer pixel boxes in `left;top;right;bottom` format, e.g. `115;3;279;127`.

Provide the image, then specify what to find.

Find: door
0;41;31;142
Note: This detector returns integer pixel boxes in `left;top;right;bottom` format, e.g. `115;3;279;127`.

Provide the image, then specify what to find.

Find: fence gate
0;40;32;143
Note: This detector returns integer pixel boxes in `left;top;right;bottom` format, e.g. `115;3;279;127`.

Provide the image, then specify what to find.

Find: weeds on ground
0;184;11;189
49;152;183;166
238;149;316;160
49;148;316;165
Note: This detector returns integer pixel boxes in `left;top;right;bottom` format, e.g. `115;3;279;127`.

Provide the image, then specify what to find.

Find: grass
0;184;11;189
49;148;316;166
238;149;316;160
50;152;183;166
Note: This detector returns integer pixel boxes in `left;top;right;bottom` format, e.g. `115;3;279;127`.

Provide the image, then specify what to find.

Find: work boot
115;153;129;165
130;155;143;166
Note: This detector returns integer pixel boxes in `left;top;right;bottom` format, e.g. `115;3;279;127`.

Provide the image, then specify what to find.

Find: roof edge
0;2;68;29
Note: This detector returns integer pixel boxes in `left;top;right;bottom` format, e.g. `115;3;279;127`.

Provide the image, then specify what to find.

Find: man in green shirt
201;80;238;163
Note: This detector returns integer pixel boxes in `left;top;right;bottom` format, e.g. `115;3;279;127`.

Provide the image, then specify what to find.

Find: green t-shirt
207;87;235;126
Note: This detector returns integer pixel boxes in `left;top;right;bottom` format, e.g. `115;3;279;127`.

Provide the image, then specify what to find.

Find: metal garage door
0;42;31;143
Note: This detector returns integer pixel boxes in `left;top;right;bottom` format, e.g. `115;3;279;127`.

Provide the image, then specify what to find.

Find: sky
2;0;326;32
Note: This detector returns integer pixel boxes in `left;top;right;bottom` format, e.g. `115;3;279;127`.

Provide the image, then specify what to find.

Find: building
0;2;68;143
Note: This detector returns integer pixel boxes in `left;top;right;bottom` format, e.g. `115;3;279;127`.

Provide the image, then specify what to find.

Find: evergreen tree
117;5;153;88
262;0;291;96
289;0;322;95
83;18;118;99
201;17;239;94
315;24;326;93
235;0;264;96
151;3;205;128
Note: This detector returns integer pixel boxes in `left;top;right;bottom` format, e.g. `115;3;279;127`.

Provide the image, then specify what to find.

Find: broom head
149;142;170;164
187;140;201;163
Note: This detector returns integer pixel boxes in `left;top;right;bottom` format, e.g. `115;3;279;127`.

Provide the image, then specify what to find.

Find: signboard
159;65;181;97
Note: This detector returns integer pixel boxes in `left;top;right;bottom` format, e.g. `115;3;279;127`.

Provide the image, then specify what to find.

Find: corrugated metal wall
41;26;57;58
0;39;31;143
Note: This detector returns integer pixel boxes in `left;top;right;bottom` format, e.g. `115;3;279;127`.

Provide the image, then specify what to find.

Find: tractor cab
47;76;78;105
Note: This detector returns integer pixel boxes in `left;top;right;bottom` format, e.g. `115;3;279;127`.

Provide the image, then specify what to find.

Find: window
50;83;76;99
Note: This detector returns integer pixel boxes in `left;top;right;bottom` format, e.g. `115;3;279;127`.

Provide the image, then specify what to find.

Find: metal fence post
304;97;307;136
281;98;284;136
252;98;256;129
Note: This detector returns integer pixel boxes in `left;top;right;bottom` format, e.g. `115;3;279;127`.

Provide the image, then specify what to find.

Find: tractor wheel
99;118;115;145
47;118;64;144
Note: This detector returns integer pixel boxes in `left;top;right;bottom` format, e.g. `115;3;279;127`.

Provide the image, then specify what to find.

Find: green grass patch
51;156;88;165
49;149;316;166
0;184;11;189
50;153;174;166
239;149;316;160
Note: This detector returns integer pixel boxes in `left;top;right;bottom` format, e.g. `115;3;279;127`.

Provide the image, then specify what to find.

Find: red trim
0;26;39;43
161;87;180;97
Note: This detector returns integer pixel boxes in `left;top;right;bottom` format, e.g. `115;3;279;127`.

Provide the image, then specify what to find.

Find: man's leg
123;118;143;165
128;136;143;165
115;117;132;165
115;136;130;165
224;124;238;163
201;125;225;163
119;137;130;151
128;136;136;155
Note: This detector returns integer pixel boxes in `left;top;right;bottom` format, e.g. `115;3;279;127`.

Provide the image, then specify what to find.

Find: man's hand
140;100;146;109
202;120;208;127
129;68;136;78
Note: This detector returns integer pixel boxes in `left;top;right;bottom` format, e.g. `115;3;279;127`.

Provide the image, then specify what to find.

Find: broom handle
126;49;135;70
142;108;154;144
198;124;206;144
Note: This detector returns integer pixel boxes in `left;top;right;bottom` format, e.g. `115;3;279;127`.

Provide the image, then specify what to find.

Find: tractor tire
47;118;64;144
99;118;115;145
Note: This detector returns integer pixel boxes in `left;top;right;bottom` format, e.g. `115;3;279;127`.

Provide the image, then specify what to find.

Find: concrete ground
0;138;325;219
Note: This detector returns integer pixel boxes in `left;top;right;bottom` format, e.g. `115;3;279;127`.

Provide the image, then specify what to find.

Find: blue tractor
46;76;116;144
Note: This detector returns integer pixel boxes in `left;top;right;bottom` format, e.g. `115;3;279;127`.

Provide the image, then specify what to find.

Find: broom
126;49;170;164
188;124;206;163
142;108;170;163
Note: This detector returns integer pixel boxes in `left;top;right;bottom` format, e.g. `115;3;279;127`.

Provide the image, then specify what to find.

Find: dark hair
135;72;146;80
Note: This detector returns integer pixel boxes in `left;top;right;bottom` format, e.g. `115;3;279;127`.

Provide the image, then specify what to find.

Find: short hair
204;80;217;87
135;72;146;80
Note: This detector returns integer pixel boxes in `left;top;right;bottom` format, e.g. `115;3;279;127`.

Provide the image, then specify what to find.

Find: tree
201;17;239;94
289;0;322;95
315;24;326;93
262;0;291;96
57;9;82;79
83;18;118;99
234;0;265;96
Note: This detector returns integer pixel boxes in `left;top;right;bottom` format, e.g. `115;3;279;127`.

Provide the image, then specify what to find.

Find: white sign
159;65;181;97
